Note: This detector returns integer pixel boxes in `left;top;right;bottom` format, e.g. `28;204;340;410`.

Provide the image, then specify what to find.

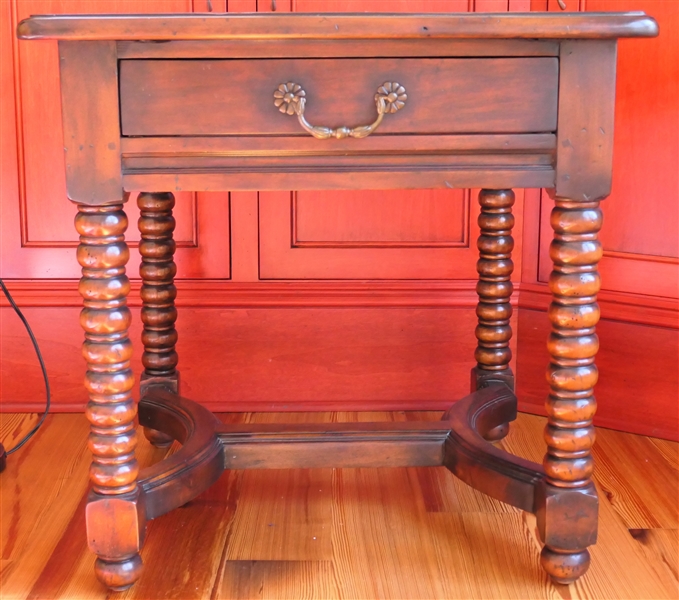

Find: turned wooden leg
472;189;515;442
537;200;601;585
138;192;179;448
77;204;145;590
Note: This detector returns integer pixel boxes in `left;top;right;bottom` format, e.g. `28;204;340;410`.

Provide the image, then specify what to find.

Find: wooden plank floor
1;411;677;599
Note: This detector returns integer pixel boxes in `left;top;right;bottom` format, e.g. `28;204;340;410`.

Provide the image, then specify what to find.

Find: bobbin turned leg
472;189;515;442
77;204;145;590
138;192;179;448
537;200;601;584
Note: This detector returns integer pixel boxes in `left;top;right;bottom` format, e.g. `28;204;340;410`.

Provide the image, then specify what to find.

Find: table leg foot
94;555;144;591
85;487;147;590
143;426;174;448
483;422;510;442
540;547;591;585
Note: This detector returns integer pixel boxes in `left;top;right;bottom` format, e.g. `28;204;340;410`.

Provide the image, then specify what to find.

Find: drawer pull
273;81;407;140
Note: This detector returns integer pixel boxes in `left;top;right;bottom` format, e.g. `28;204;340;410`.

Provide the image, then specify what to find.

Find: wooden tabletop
17;12;658;41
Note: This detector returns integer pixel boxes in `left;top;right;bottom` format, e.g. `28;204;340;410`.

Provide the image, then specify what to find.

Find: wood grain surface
57;40;121;204
1;411;676;599
16;12;659;41
119;57;558;136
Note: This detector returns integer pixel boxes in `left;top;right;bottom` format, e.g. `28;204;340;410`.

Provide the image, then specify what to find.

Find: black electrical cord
0;278;51;456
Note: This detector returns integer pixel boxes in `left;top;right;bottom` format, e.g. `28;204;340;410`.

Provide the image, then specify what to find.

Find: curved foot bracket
138;388;224;520
137;384;547;517
443;384;545;514
134;384;596;587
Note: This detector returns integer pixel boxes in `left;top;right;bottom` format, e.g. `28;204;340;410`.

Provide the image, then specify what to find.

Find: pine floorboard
0;411;677;599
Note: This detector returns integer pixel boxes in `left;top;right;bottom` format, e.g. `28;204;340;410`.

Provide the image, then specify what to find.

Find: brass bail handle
273;82;407;140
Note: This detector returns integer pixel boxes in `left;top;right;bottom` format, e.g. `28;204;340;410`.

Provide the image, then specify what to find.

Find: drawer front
120;58;558;137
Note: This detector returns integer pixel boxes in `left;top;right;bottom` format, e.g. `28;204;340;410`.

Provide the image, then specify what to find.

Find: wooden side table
18;12;658;591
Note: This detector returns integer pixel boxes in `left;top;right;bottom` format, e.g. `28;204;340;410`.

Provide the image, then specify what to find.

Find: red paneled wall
1;0;676;440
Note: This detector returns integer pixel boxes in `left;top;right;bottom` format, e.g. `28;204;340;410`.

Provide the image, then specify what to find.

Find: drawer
119;57;558;137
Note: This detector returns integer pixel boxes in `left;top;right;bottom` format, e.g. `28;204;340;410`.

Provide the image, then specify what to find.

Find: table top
16;10;659;204
18;12;658;41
